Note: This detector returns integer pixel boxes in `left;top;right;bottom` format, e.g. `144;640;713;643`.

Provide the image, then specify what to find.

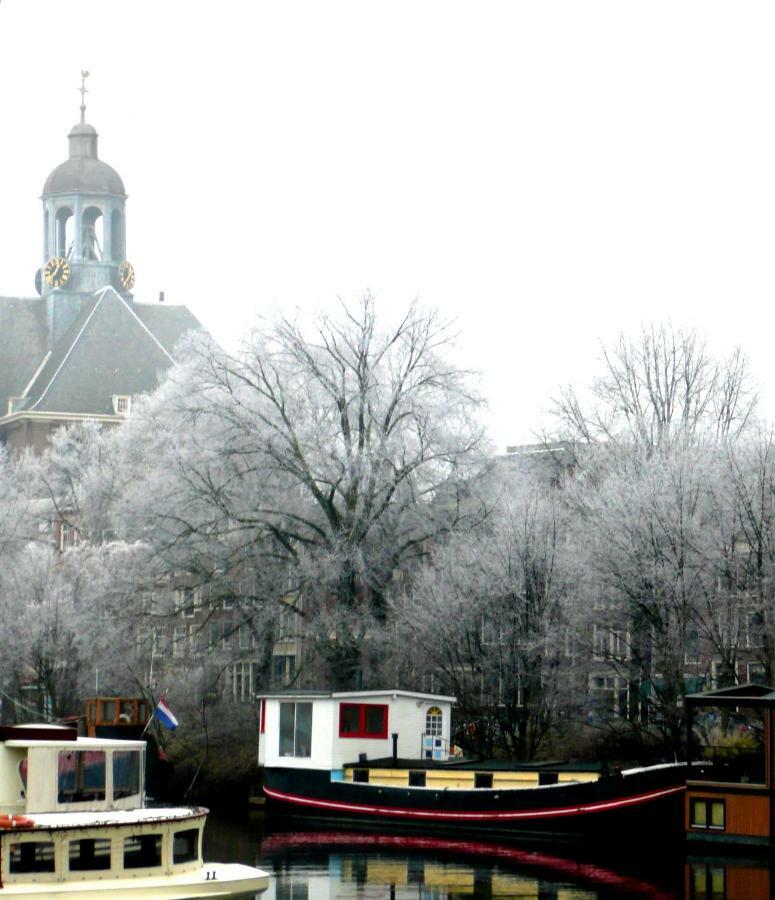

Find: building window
112;395;132;416
152;627;166;656
338;703;388;739
59;521;79;552
690;798;725;831
229;661;259;702
272;654;296;687
279;702;313;758
172;625;188;657
174;588;197;618
425;706;443;737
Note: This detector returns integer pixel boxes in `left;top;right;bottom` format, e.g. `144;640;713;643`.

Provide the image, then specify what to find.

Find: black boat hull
263;764;687;842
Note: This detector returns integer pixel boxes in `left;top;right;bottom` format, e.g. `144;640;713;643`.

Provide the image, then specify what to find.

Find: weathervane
79;70;90;123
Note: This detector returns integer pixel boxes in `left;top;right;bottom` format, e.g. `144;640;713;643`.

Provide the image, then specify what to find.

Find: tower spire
79;70;90;124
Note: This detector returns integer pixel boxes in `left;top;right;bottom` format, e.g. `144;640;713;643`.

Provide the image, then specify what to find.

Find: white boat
0;723;269;898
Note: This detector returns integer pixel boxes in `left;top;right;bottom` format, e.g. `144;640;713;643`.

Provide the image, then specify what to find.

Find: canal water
204;813;762;898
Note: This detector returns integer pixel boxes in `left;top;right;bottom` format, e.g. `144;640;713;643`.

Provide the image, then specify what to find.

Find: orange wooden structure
685;684;775;849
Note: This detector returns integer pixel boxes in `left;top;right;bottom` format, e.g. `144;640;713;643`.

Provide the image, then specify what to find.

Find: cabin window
474;772;493;788
408;770;427;787
69;838;112;871
425;706;443;737
100;699;117;723
9;841;55;873
113;750;141;799
689;862;725;899
690;798;725;831
279;701;313;757
58;750;106;803
173;828;199;863
352;768;370;783
124;833;162;868
338;703;388;739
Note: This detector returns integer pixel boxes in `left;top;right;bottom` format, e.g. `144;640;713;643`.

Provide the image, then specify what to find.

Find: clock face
119;260;135;291
44;256;71;288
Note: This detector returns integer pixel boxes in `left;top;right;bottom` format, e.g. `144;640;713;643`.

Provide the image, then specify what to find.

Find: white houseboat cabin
258;690;456;772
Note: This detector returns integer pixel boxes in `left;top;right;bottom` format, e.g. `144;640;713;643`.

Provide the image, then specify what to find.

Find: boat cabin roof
685;682;775;707
256;689;456;704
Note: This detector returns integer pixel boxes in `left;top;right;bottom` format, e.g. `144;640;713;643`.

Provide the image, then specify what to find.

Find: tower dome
42;122;126;197
39;74;132;343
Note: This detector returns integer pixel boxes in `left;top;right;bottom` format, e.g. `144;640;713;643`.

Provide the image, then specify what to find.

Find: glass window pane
124;834;162;869
69;838;111;871
279;703;295;757
58;751;106;803
113;751;141;800
364;705;386;736
100;700;117;723
173;828;199;864
710;867;725;893
9;841;56;873
295;703;312;757
340;704;360;735
691;865;707;893
711;801;725;828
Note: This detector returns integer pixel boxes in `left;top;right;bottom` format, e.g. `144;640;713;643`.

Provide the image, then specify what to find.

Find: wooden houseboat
685;683;775;851
258;689;687;841
0;722;269;897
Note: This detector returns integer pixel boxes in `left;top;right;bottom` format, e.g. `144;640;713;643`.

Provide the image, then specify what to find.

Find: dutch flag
153;693;179;731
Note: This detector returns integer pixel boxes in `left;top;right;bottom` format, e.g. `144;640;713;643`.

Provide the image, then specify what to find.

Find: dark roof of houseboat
685;683;775;706
343;757;605;772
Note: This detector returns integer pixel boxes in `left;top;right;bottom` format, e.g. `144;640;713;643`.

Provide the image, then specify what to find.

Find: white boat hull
0;861;269;898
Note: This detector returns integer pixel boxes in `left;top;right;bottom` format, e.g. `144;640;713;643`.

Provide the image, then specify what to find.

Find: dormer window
112;395;131;416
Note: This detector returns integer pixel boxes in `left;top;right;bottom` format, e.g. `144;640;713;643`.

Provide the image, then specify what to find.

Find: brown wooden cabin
685;683;775;851
85;697;150;739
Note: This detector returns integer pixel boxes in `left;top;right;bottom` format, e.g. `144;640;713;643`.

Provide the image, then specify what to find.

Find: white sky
1;1;774;451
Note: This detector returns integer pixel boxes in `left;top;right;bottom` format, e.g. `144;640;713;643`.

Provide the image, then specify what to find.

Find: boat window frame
338;702;389;740
279;701;313;758
8;839;56;874
690;797;726;831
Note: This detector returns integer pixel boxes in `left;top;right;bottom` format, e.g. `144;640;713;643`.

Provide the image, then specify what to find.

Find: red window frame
260;699;266;734
338;703;388;739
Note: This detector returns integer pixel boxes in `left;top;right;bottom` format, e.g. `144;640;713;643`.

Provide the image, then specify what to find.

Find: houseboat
0;722;269;897
258;689;687;841
685;683;775;851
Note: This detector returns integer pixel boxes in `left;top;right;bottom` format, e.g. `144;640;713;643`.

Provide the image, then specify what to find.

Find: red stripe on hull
263;783;685;822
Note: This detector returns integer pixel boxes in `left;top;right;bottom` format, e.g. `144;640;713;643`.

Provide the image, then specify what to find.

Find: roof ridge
29;288;176;411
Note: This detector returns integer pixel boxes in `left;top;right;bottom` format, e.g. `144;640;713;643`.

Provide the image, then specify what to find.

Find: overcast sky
2;2;774;450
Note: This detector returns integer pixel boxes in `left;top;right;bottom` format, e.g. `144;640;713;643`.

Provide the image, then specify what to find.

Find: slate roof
0;288;201;420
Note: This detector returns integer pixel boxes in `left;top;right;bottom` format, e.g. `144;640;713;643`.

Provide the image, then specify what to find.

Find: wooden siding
728;865;770;900
686;789;770;837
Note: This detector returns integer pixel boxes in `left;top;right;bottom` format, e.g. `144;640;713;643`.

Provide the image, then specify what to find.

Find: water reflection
261;831;674;898
205;816;773;899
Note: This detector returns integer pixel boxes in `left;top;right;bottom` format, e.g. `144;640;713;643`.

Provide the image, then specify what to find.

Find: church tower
39;73;134;344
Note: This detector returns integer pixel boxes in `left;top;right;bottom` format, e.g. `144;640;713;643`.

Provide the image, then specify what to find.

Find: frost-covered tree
114;296;487;688
553;324;757;454
401;469;576;759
